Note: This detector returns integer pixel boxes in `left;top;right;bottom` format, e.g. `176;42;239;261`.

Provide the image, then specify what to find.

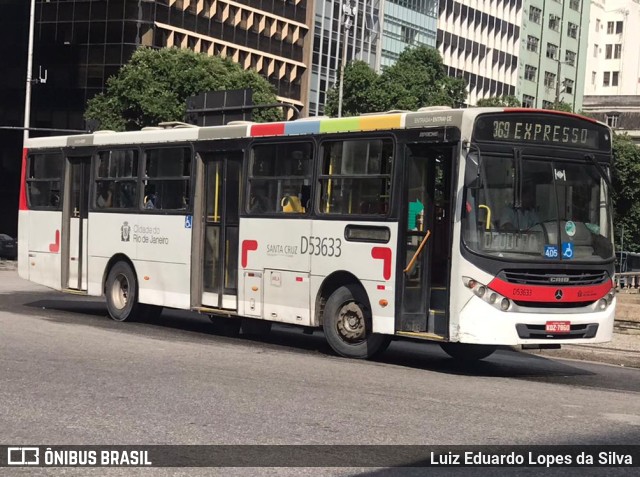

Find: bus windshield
462;152;614;262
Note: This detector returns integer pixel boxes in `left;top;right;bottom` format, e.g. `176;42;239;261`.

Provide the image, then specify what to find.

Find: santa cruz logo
121;222;131;242
555;289;563;300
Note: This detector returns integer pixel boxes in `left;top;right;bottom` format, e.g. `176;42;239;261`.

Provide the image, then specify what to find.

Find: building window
595;19;600;32
544;71;557;88
524;65;537;81
248;142;313;215
607;21;614;34
567;22;578;39
526;35;539;52
564;79;574;95
542;100;554;109
565;50;576;66
605;114;619;128
546;43;558;59
612;71;619;86
591;71;596;85
401;26;417;44
616;21;624;34
593;44;598;57
605;44;613;59
319;139;393;216
570;0;581;10
529;6;541;24
549;15;560;31
522;95;535;108
603;71;611;86
614;44;622;59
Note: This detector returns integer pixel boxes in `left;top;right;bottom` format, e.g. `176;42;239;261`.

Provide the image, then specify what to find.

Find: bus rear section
453;110;615;352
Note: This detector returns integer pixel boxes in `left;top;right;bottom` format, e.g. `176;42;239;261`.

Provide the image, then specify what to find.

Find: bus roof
24;107;606;149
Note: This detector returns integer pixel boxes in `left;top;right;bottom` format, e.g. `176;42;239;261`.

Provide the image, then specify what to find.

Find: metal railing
614;272;640;292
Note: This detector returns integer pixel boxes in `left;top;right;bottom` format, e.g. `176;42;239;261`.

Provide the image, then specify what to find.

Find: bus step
192;306;234;317
61;288;88;295
396;331;446;341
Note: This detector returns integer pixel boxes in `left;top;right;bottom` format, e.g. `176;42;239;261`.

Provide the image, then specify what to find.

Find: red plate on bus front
545;321;571;333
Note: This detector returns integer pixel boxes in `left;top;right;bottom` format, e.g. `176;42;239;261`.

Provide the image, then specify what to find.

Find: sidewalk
1;258;638;368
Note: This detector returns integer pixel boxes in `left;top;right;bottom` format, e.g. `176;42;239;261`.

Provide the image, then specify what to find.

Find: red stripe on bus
371;247;392;281
49;230;60;253
241;240;258;268
488;277;612;303
250;123;285;136
503;108;600;124
19;148;28;210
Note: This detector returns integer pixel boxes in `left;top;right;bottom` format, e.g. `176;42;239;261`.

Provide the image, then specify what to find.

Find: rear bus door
199;151;243;309
65;155;92;290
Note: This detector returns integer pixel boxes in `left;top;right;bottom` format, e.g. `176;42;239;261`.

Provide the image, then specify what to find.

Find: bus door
200;151;242;309
398;143;454;336
65;156;91;290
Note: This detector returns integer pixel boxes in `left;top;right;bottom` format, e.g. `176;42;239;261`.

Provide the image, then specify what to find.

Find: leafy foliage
611;133;640;251
324;46;467;116
85;47;280;131
476;96;521;107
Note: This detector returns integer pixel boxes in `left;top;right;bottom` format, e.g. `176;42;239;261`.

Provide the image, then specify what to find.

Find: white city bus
18;107;616;361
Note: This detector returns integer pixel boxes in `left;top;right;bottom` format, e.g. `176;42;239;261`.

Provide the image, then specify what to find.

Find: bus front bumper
455;296;615;346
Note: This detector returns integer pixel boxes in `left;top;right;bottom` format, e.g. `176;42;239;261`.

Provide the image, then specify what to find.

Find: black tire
439;343;497;361
105;261;141;322
208;315;242;336
323;285;391;359
241;318;272;336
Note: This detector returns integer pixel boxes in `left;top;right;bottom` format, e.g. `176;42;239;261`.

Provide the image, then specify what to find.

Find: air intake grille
500;270;608;286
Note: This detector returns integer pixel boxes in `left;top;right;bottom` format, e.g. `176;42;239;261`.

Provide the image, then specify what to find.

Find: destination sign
473;113;609;150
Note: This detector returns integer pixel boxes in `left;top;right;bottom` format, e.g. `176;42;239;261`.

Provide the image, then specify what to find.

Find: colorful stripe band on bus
250;114;403;137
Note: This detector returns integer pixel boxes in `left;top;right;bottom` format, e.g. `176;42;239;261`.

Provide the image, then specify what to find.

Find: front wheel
439;343;497;361
323;285;390;359
105;261;141;322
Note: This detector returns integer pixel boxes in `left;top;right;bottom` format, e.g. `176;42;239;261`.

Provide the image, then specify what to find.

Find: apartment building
584;0;640;96
437;1;590;110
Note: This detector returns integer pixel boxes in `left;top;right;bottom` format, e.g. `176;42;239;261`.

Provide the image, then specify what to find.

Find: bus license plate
545;321;571;333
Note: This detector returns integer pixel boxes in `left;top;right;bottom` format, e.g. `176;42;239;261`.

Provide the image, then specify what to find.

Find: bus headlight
598;298;607;310
463;277;510;312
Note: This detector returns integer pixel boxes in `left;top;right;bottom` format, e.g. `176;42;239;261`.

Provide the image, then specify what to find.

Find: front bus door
200;152;242;309
66;156;91;290
398;143;455;336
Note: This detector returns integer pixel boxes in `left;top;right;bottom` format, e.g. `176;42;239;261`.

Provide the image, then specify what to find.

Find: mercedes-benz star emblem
555;289;563;300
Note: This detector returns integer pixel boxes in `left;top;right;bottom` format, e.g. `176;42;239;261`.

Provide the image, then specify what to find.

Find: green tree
324;46;467;116
85;47;280;131
476;96;521;107
611;133;640;251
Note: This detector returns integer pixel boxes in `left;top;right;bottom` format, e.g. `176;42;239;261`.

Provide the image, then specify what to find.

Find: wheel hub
111;273;129;310
337;302;366;342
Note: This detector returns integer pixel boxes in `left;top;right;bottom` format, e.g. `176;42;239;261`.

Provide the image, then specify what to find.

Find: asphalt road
1;270;639;476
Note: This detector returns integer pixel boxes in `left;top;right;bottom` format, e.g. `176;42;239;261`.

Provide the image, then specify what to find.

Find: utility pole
23;0;36;143
338;1;356;118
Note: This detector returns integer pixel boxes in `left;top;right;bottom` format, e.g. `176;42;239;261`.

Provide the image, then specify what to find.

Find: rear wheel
439;343;497;361
323;285;391;359
105;261;141;322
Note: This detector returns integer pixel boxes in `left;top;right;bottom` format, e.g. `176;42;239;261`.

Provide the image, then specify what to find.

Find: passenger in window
249;184;271;214
500;184;540;231
118;182;136;208
144;185;157;209
96;183;113;208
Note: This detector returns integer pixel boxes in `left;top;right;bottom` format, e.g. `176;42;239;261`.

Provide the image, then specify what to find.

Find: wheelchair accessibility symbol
184;215;193;229
562;242;573;259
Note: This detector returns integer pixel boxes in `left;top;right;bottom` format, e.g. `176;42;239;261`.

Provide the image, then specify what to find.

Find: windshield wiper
585;153;612;190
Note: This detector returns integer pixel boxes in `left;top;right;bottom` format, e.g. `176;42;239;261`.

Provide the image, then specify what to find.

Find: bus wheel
323;285;390;359
105;261;140;322
439;343;497;361
241;318;272;337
